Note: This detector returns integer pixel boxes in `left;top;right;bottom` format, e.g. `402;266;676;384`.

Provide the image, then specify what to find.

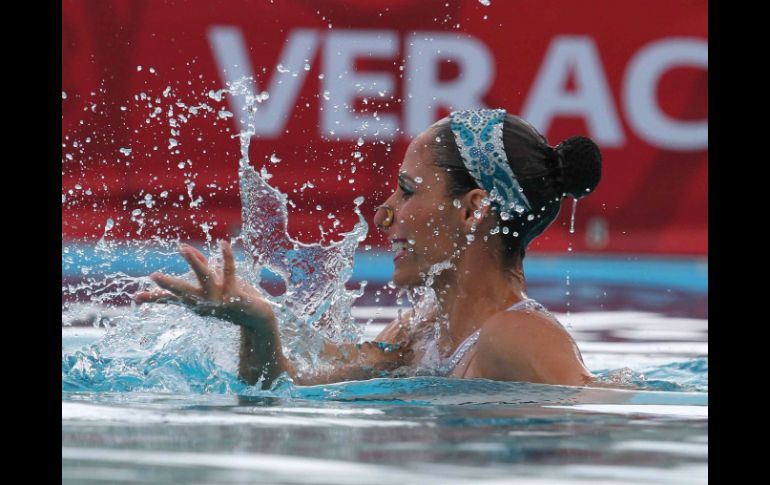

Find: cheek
417;218;461;255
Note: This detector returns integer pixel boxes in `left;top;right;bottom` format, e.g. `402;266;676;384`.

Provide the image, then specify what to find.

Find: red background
62;0;707;255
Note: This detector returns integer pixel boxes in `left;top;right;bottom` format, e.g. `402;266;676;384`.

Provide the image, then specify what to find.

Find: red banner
62;0;707;255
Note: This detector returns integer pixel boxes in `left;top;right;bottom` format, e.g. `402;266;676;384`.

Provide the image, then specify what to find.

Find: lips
391;238;408;261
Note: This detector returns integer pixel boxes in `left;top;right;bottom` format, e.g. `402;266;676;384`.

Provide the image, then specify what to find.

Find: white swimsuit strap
445;329;482;372
504;298;543;312
433;299;548;375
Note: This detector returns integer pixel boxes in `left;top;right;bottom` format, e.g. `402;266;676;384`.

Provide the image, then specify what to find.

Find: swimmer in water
136;109;602;389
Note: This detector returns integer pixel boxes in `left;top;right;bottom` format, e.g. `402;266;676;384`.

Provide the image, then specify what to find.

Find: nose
373;204;395;231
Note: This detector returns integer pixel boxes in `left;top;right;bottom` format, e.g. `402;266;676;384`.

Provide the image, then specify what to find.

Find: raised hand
135;241;275;330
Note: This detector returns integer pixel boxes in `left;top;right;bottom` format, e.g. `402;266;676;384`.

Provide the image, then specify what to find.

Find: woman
136;109;602;389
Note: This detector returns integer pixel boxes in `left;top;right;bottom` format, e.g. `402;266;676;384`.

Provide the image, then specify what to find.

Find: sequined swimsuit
415;298;549;376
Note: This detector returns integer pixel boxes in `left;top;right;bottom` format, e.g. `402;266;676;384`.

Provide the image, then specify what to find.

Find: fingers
137;240;240;310
179;244;216;294
221;240;236;292
150;272;204;305
134;289;176;304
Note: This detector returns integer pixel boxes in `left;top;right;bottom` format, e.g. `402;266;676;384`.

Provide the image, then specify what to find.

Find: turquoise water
62;290;707;485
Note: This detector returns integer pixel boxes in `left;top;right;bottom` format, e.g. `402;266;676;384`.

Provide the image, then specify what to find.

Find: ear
460;189;493;233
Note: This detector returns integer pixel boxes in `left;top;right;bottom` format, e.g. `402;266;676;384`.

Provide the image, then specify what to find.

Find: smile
391;239;409;261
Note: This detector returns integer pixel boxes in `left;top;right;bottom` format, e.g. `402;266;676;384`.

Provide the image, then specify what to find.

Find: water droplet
435;136;441;142
149;67;156;74
513;231;519;237
357;137;364;146
62;91;67;99
353;196;365;206
218;110;233;119
277;64;290;73
177;162;185;169
527;214;535;221
407;239;416;245
136;65;142;71
453;199;461;208
104;218;114;231
303;63;311;71
414;176;423;184
316;205;322;210
270;153;282;164
502;227;510;234
119;147;132;156
131;209;142;217
160;191;169;198
479;0;491;5
489;226;499;235
466;234;475;242
437;204;445;211
473;210;481;219
168;138;178;149
570;198;578;234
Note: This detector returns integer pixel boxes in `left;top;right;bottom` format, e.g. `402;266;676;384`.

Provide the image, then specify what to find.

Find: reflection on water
62;383;707;485
62;306;707;484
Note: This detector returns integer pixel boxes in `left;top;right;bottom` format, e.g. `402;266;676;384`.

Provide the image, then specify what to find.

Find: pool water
62;276;707;485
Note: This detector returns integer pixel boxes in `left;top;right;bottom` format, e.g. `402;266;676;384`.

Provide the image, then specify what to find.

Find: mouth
391;239;409;262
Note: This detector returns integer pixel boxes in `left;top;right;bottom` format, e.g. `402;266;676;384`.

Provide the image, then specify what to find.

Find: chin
391;268;421;289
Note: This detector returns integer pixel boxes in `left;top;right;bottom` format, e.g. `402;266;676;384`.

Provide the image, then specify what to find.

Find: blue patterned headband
449;109;531;219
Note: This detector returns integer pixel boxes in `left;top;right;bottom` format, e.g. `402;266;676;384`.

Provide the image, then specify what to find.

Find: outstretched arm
136;241;293;387
136;241;410;388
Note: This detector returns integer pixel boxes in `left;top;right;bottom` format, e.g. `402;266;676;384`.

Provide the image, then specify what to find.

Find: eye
397;174;415;199
399;183;414;199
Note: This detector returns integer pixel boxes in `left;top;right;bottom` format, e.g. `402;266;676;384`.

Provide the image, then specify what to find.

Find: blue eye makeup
398;173;416;197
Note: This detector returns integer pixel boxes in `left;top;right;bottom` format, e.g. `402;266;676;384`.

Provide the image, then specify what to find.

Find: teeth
391;240;407;252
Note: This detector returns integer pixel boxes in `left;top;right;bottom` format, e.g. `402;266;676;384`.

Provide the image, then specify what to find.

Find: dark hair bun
556;136;602;198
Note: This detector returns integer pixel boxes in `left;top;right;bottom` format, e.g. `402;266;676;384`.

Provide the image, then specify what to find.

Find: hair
430;114;602;269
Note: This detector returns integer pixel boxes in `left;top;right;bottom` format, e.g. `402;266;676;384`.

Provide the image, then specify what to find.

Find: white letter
624;38;708;150
322;30;398;140
522;36;624;146
208;27;318;137
404;32;494;137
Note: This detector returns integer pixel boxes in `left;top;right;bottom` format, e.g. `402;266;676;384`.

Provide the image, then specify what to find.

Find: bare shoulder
482;307;571;343
470;307;590;385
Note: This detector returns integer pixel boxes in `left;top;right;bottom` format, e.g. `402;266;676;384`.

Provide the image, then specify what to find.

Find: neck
427;237;528;346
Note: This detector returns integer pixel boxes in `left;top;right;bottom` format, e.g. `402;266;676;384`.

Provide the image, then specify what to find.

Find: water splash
63;76;371;390
222;79;369;370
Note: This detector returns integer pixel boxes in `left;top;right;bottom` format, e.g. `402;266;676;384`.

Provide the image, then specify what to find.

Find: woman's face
375;129;465;288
